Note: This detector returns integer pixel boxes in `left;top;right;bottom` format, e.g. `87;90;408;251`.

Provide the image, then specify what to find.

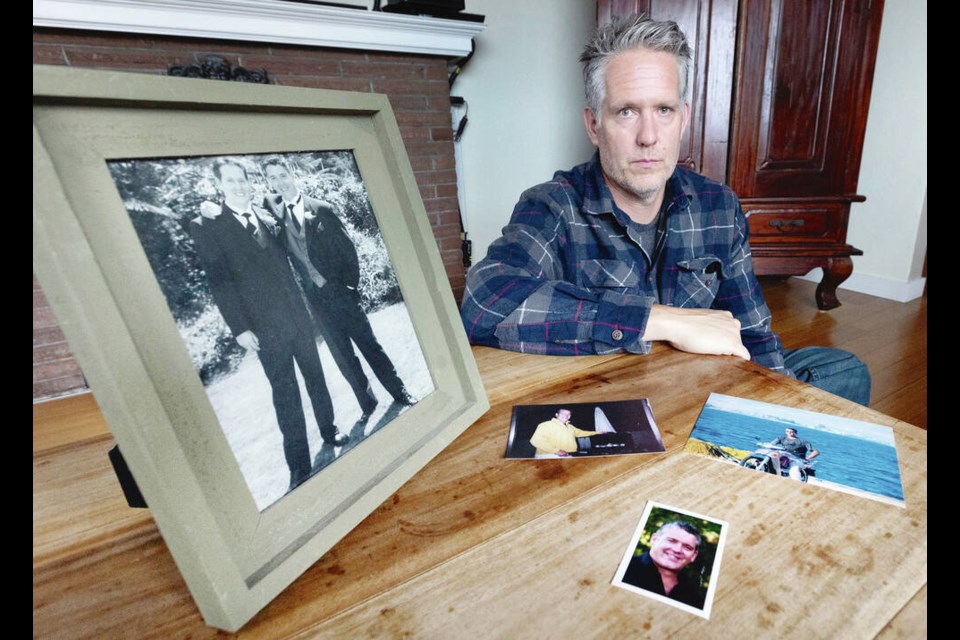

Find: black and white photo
106;150;434;510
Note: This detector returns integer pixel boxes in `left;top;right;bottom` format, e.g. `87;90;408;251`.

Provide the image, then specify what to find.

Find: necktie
241;213;257;236
288;203;301;233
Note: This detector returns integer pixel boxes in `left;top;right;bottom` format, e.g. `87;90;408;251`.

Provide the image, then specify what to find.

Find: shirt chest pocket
580;259;642;292
674;256;727;307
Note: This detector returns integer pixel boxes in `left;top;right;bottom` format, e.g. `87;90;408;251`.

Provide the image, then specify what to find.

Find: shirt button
611;329;624;341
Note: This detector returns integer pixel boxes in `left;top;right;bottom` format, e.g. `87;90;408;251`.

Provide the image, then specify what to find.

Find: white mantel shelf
33;0;485;57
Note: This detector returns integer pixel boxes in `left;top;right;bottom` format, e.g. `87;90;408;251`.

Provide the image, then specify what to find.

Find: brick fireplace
33;1;483;400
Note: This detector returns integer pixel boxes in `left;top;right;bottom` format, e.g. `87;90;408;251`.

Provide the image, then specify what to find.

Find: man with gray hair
459;14;870;406
622;520;706;608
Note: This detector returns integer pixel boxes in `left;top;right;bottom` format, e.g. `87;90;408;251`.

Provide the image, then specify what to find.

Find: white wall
458;1;926;303
455;0;596;264
839;0;927;301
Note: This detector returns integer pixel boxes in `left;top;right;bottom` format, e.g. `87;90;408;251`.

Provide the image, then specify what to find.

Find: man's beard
628;184;661;204
613;170;662;205
601;159;666;207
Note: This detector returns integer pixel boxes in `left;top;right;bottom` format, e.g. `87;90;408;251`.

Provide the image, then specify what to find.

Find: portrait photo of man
621;520;706;608
613;502;727;618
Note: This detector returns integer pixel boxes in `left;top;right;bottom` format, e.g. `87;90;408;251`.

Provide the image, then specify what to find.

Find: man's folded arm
709;205;792;375
460;224;657;356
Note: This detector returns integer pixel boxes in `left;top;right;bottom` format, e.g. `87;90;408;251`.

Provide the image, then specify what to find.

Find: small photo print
612;502;727;619
504;399;665;459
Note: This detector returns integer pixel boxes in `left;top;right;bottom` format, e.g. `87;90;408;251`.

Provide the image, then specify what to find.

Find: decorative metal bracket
168;54;268;83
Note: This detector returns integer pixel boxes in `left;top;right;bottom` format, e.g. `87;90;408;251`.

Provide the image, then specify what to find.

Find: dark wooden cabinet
597;0;885;309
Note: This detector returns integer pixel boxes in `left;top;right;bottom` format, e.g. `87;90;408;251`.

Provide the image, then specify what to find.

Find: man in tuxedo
260;157;415;419
190;158;348;491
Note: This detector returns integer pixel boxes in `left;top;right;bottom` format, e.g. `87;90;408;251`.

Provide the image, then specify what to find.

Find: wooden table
33;345;927;638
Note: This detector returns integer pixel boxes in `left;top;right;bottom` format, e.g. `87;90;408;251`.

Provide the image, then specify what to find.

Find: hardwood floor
759;277;927;429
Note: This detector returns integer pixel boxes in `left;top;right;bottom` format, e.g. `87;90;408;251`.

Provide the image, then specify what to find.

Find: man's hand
643;305;751;360
236;330;260;352
199;201;222;220
555;450;570;457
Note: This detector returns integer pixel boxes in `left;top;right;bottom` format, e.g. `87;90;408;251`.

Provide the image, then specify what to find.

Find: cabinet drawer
744;204;845;244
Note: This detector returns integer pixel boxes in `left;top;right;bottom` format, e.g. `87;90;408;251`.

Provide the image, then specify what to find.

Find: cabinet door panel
729;0;884;198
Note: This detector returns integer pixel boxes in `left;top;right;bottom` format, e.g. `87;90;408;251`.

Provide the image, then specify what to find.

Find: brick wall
33;28;465;401
33;274;87;399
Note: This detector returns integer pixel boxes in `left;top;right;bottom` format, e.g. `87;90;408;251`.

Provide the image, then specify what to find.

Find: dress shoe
359;392;379;421
323;431;350;447
393;389;416;406
288;470;311;492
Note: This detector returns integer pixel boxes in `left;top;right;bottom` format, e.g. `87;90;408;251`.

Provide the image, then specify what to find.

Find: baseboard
33;387;92;405
795;270;926;303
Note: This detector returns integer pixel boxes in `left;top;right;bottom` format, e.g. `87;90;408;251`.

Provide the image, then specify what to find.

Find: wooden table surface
33;345;927;638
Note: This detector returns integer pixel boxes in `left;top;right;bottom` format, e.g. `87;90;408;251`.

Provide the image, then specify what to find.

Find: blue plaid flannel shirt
460;153;790;375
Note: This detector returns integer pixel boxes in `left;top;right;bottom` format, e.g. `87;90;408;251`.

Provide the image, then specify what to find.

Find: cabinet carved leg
815;257;854;310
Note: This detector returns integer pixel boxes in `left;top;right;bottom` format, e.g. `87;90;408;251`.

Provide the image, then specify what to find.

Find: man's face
217;164;252;210
264;163;298;201
583;48;690;221
649;525;699;573
785;429;797;439
556;409;572;424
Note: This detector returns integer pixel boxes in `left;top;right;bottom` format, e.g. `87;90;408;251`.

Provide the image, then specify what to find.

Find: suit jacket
264;193;361;298
190;202;312;342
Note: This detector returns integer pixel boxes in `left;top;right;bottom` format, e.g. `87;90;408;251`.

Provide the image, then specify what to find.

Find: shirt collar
223;202;255;218
283;193;303;209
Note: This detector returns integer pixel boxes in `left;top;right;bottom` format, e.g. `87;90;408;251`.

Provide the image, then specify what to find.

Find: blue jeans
783;347;871;407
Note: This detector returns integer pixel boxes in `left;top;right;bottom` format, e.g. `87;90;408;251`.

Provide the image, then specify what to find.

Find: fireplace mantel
33;0;485;57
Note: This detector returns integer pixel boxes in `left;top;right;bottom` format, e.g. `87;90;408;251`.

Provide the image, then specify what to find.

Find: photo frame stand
107;446;148;508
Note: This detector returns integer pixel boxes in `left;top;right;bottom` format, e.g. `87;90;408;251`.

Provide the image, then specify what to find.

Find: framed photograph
504;399;664;459
612;501;727;619
33;64;489;632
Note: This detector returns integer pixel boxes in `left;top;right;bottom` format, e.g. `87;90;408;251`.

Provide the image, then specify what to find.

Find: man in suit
260;157;415;419
190;158;348;491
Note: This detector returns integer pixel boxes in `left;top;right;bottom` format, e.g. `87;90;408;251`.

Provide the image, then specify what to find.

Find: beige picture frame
33;64;489;632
